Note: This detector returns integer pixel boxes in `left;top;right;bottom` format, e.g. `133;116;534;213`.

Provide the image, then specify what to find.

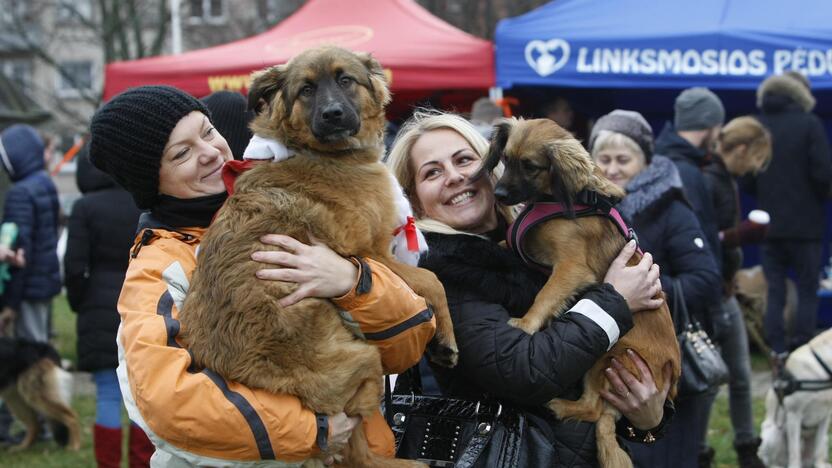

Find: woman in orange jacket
88;85;435;466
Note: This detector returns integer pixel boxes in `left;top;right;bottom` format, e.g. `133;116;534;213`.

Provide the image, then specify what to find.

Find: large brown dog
178;46;456;467
477;118;680;468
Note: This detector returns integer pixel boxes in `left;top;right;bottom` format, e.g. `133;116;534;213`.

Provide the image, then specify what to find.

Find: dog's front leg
811;412;832;468
785;409;805;468
509;260;596;334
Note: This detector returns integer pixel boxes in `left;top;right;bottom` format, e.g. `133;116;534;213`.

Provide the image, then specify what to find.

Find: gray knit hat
589;109;654;163
89;85;209;209
674;87;725;131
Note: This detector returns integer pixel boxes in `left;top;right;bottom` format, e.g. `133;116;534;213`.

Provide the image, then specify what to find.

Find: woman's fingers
260;234;307;253
611;358;645;396
626;349;650;384
251;250;298;267
660;362;673;398
611;240;637;268
605;366;630;397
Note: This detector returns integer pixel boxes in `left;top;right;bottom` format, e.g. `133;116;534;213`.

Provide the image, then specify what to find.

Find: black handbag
384;372;525;467
671;279;730;395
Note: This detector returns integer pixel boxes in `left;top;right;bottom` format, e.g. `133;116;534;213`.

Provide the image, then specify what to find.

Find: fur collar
757;74;816;112
616;155;684;221
419;232;546;316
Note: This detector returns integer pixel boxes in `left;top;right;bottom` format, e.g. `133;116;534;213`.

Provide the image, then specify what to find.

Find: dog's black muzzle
312;102;360;143
494;182;534;206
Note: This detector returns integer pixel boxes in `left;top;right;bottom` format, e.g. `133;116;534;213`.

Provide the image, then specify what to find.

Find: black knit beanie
89;85;210;210
201;91;253;160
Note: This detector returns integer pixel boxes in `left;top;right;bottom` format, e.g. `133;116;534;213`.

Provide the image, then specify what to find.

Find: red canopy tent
103;0;494;112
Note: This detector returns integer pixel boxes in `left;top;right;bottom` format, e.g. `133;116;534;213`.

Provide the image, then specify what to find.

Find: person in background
654;89;725;466
747;72;832;359
200;90;253;160
0;124;62;446
542;96;575;131
388;110;673;467
64;147;150;467
0;124;61;342
700;116;772;468
468;97;504;139
589;109;721;468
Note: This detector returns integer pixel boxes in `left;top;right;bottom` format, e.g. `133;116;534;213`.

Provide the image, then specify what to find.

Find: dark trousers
626;388;718;468
761;239;823;353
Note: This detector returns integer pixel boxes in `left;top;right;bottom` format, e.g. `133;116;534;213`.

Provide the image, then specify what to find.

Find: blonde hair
720;116;772;174
386;109;513;237
589;130;646;163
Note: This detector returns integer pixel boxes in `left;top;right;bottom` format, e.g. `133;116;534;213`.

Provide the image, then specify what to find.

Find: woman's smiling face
158;111;232;199
410;129;497;233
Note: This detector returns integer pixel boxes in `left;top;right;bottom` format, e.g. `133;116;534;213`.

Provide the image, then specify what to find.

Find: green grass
2;296;829;466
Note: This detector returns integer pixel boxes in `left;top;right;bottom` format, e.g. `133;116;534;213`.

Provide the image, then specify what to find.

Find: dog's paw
427;338;459;368
507;317;537;335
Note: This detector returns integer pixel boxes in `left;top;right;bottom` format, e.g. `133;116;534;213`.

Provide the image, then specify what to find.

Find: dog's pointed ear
473;119;512;181
248;65;286;113
358;52;391;106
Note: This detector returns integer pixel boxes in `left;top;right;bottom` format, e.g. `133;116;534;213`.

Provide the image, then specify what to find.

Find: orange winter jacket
116;214;435;465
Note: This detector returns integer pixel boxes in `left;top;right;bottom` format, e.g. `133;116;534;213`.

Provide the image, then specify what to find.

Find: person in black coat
590;110;721;468
64;149;149;468
701;116;772;468
388;111;673;467
746;73;832;354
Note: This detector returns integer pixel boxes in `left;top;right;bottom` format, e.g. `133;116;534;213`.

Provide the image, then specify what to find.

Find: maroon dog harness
506;191;640;272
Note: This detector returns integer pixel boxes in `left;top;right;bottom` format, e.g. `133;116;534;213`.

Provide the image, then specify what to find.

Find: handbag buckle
477;422;492;435
392;413;406;426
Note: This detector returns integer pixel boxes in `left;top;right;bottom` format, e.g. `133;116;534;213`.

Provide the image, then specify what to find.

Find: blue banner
496;0;832;90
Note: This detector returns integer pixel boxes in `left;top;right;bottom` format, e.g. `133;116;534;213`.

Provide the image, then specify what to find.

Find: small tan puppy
477;118;680;468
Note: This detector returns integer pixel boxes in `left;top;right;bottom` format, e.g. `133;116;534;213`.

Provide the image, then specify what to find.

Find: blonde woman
388;110;672;467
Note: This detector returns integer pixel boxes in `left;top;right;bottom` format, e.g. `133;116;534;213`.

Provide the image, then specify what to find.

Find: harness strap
506;191;638;272
811;347;832;379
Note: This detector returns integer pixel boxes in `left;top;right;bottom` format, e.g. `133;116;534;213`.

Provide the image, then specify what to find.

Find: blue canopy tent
497;0;832;91
496;0;832;326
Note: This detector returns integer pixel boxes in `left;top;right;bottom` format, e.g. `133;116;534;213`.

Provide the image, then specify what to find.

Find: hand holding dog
600;349;671;430
603;240;663;312
252;234;359;307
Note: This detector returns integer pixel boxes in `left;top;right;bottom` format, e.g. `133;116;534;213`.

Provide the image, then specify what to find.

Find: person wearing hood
0;124;61;343
589;110;721;468
747;72;832;356
64;147;150;467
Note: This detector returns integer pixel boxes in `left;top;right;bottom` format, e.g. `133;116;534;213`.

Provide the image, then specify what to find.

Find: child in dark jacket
0;125;61;343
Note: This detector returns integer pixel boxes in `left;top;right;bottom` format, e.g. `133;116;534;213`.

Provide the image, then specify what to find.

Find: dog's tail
596;409;633;468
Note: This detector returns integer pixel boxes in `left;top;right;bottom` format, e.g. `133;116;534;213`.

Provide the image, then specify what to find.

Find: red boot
93;425;122;468
128;424;155;468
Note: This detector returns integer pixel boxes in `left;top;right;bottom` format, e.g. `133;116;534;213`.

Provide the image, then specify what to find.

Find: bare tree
2;0;170;106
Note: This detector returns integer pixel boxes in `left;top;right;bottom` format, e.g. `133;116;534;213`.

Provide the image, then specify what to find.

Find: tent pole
170;0;182;55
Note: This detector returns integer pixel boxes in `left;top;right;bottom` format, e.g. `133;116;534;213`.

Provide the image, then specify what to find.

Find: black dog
0;338;80;451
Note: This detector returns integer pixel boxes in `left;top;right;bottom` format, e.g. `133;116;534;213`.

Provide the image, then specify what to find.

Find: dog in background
477;118;680;468
735;265;798;354
758;328;832;468
0;337;81;451
178;46;455;467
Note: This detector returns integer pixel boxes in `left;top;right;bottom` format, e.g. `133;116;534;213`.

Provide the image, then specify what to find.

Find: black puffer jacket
617;156;721;331
746;74;832;240
64;152;141;371
420;230;633;467
655;124;722;272
0;125;61;310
